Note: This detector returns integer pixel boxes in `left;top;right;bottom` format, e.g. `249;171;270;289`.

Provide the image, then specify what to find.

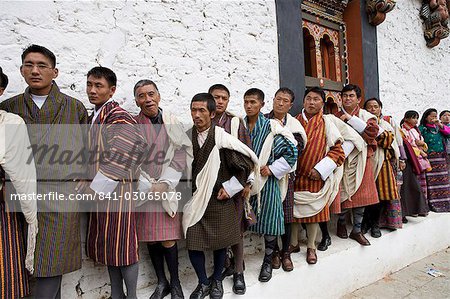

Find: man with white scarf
292;87;346;264
334;84;380;246
134;79;191;299
243;88;298;283
184;93;257;299
264;87;307;272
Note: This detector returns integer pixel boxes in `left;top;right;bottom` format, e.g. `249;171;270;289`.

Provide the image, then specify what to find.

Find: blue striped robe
246;113;298;235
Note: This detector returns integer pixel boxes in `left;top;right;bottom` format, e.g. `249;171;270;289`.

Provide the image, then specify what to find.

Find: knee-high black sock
263;235;277;264
212;248;227;281
281;223;292;253
319;221;329;238
148;243;167;284
188;250;208;285
163;243;180;284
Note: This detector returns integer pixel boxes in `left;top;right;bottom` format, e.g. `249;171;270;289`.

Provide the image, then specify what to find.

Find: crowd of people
0;44;449;299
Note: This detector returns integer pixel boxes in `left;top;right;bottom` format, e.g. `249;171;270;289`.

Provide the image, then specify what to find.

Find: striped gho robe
294;111;345;223
374;117;402;229
0;82;87;277
134;110;185;242
265;111;306;223
87;101;147;266
334;107;379;209
374;123;399;201
213;111;252;232
246;113;298;236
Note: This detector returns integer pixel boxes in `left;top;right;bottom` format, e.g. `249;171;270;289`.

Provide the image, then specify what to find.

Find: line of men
0;45;405;299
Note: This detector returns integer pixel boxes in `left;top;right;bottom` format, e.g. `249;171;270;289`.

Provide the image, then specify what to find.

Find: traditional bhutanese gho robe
135;110;189;242
373;118;399;201
334;107;379;209
245;113;298;236
293;111;345;223
213;111;252;232
265;111;306;223
87;101;147;266
373;117;402;229
0;82;87;277
184;126;255;251
0;111;37;299
419;124;450;212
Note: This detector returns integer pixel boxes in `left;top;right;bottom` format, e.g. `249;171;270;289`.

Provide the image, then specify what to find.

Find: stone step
61;212;450;298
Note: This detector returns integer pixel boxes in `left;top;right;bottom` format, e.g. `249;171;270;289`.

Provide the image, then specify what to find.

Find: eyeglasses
22;63;53;71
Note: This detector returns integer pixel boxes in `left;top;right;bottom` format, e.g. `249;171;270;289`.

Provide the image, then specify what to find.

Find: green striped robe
246;113;298;236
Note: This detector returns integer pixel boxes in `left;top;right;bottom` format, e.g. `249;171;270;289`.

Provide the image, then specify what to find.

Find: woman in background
419;108;450;212
400;111;429;221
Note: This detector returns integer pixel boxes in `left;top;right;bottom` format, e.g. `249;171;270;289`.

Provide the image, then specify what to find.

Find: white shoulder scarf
326;115;367;203
0;110;37;274
250;119;297;212
139;111;193;217
182;126;259;236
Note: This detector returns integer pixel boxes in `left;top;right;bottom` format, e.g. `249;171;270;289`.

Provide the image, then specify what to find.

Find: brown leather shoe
336;222;348;239
288;244;300;253
349;231;371;246
306;248;317;264
281;251;294;272
271;250;281;269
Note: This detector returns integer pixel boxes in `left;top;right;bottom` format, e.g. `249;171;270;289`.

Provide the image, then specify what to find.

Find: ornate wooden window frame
302;12;348;92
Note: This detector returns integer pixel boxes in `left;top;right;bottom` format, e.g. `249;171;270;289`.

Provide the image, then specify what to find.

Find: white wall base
220;212;450;299
61;212;449;298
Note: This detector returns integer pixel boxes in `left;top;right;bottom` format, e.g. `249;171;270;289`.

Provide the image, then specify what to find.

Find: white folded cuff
222;176;244;198
90;171;119;194
377;126;385;137
159;166;182;189
246;172;255;185
314;156;338;181
347;116;367;134
342;140;356;158
138;174;153;193
268;157;291;180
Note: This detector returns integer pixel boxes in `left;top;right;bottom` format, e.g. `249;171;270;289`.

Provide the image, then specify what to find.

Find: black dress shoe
209;279;223;299
258;262;272;282
402;216;408;224
170;280;184;299
232;272;246;295
317;235;331;251
150;280;171;299
371;225;382;238
189;283;210;299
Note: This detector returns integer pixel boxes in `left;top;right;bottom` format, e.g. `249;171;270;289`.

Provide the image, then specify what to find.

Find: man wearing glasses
0;44;87;299
333;84;379;246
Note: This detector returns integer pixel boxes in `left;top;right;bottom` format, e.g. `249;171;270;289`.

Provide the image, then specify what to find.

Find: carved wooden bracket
366;0;397;26
420;0;450;48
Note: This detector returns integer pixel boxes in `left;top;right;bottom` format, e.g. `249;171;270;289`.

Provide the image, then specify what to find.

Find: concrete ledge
219;212;450;299
61;212;449;298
